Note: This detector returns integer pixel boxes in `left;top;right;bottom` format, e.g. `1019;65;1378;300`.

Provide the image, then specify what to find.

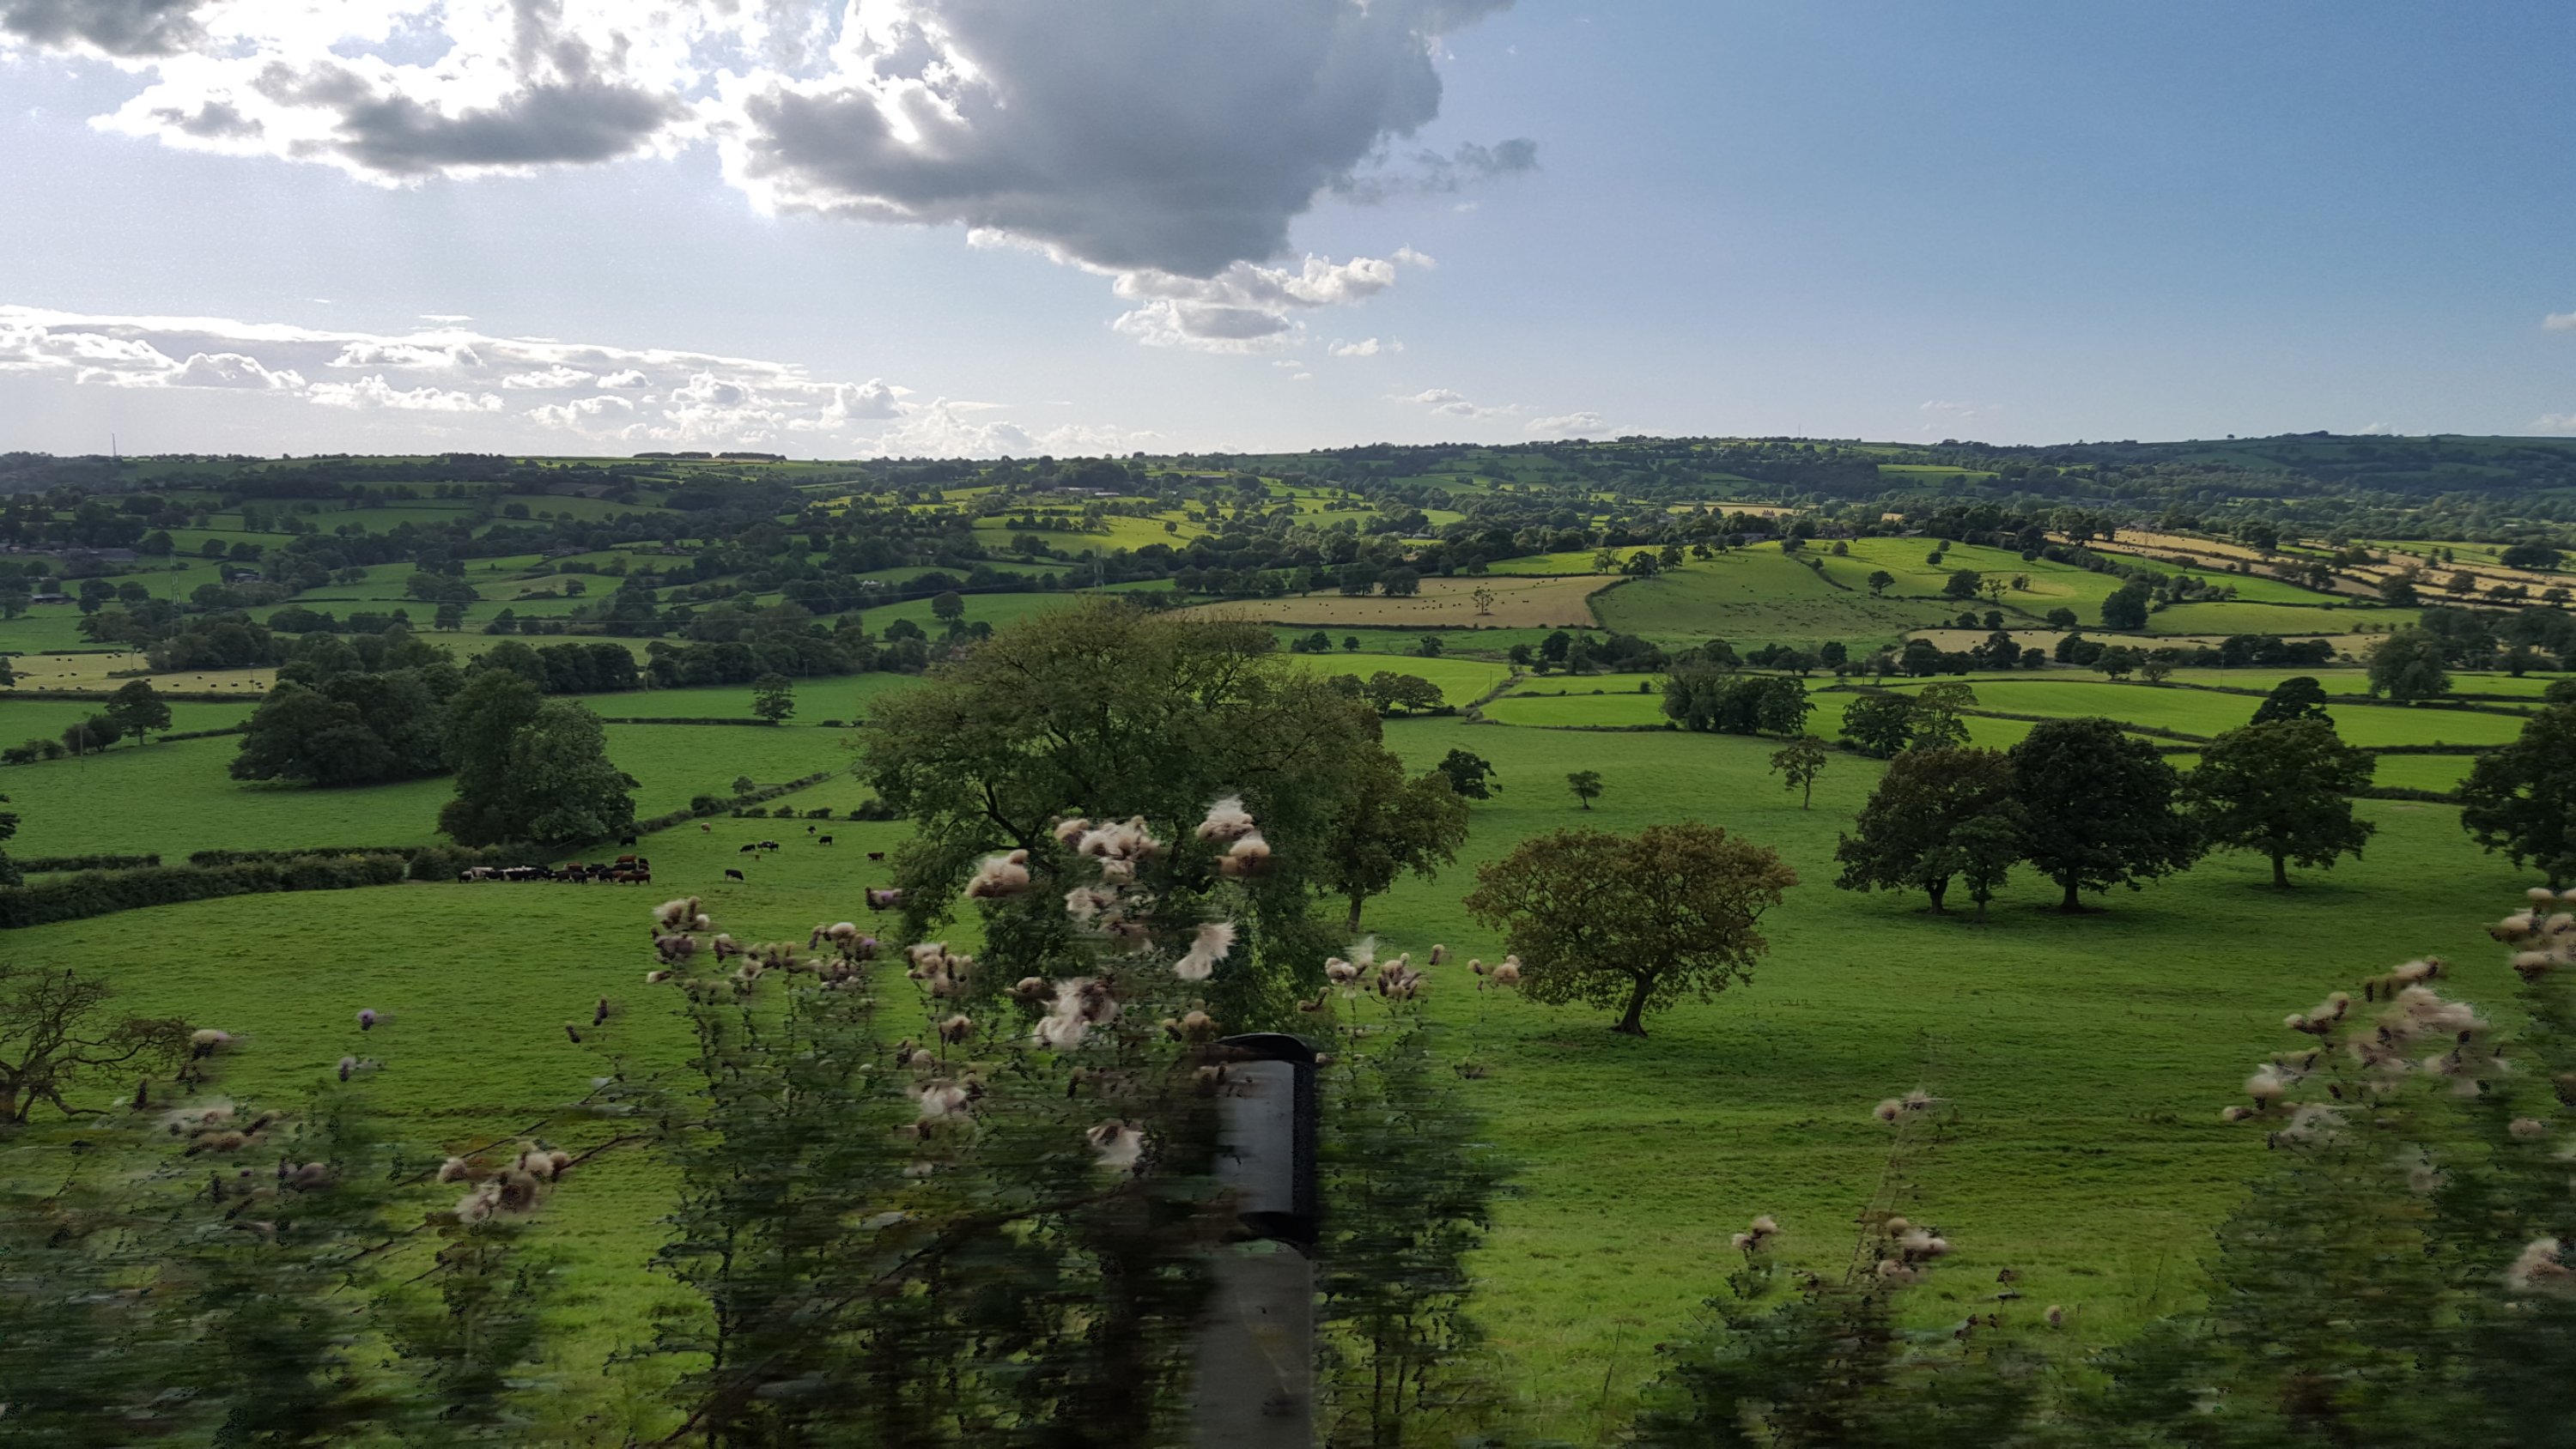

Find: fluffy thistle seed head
1176;921;1237;981
2512;1118;2550;1141
1195;795;1258;844
1086;1119;1146;1172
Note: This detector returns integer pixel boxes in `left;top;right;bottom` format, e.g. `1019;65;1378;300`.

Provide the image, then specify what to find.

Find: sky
0;0;2570;459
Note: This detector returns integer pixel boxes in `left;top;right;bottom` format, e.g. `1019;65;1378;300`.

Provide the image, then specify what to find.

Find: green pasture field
571;676;919;723
2367;753;2479;792
1480;550;1612;576
2148;599;2398;636
0;611;122;654
0;696;256;742
1278;652;1515;706
21;710;2545;1440
1258;624;1572;659
860;588;1090;635
0;719;854;860
1879;678;2533;747
1590;548;1959;646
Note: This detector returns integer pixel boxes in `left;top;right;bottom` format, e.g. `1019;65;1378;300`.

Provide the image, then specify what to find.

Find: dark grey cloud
0;0;203;58
727;0;1516;278
1335;136;1540;203
334;80;684;174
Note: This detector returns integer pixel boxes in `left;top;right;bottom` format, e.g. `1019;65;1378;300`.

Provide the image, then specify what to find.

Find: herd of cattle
452;837;908;904
459;854;654;884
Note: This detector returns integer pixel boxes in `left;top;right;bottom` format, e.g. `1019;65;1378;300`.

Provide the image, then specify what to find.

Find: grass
1877;678;2533;746
4;606;2561;1443
1180;576;1607;630
1592;549;1959;647
1279;652;1516;706
2147;600;2400;636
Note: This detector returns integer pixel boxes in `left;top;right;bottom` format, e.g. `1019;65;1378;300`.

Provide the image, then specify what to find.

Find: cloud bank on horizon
0;304;1154;457
1;0;1530;357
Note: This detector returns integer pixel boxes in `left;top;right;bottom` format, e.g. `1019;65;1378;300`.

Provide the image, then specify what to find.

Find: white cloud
1525;410;1602;438
308;375;503;412
1;2;1516;349
1330;336;1392;357
501;365;597;390
1394;385;1510;420
169;351;306;391
0;302;1151;457
2532;413;2576;435
2545;312;2576;331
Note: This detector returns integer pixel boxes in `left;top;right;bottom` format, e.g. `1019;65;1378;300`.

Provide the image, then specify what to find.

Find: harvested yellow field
11;653;278;694
1178;573;1607;628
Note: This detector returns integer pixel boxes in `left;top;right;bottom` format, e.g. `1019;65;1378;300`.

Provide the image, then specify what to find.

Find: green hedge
0;854;409;929
632;770;838;836
19;852;161;872
594;716;781;726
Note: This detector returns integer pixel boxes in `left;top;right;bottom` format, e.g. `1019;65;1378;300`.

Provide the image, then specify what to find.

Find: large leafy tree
1834;746;2020;915
438;674;631;846
2367;628;2452;701
2010;718;2202;912
2459;703;2576;886
1317;756;1470;933
860;601;1387;1010
1464;822;1795;1036
2185;718;2375;887
102;679;172;743
2250;675;2332;725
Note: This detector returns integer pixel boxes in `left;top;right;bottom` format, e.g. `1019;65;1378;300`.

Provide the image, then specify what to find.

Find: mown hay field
1179;573;1608;628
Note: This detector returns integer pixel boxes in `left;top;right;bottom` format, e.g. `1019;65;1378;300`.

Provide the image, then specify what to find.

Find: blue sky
1;1;2567;457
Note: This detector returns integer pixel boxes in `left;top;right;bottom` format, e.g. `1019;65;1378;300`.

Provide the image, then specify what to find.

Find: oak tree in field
2184;718;2375;887
1464;822;1795;1036
1768;734;1829;809
2251;675;2332;724
751;672;796;724
1318;756;1471;933
103;680;171;743
1566;769;1604;810
1834;746;2020;915
2366;628;2451;700
1838;693;1918;758
1433;749;1500;799
1865;570;1896;597
2459;703;2576;887
2010;718;2202;911
0;963;191;1123
439;672;634;846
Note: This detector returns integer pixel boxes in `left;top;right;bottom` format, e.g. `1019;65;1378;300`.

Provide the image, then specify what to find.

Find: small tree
1433;749;1500;800
103;679;173;744
2459;703;2576;886
929;590;967;626
1865;570;1895;597
2251;675;2332;724
1465;822;1796;1036
0;963;192;1122
1838;693;1917;758
2141;659;2172;685
2185;718;2375;888
1470;585;1497;616
1317;758;1471;933
1769;734;1828;809
1941;568;1981;600
2011;718;2202;912
751;672;796;724
1566;769;1604;810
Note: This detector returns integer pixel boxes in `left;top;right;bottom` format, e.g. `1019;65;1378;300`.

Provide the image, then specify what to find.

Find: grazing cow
806;825;816;835
699;822;714;834
817;836;834;846
867;852;886;862
619;835;638;847
739;843;757;854
761;840;781;851
615;854;640;868
725;869;745;882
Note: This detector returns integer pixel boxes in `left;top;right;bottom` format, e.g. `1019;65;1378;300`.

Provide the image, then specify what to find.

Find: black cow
739;843;757;853
725;869;745;882
817;835;834;846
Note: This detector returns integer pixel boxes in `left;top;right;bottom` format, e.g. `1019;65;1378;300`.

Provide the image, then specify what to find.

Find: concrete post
1194;1033;1318;1449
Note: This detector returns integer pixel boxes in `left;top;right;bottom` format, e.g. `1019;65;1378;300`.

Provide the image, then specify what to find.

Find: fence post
1194;1032;1318;1448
